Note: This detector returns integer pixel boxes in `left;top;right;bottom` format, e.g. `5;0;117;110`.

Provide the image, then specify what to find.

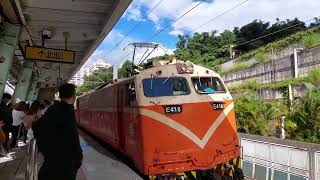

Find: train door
124;81;139;157
117;84;125;149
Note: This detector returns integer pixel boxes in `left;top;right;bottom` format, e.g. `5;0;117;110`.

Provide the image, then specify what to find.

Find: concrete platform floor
79;129;143;180
0;129;143;180
0;142;28;180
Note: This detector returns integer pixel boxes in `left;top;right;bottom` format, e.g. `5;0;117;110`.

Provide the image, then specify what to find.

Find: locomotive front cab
136;61;242;178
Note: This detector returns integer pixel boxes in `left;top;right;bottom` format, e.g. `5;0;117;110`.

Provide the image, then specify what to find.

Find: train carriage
76;59;243;179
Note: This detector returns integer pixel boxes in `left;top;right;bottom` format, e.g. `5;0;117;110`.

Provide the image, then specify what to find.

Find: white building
69;60;111;86
89;59;112;74
69;68;88;86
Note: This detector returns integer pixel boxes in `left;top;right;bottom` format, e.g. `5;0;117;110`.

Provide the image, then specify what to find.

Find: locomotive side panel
78;94;91;131
91;85;119;147
116;79;144;172
78;79;145;172
78;85;119;148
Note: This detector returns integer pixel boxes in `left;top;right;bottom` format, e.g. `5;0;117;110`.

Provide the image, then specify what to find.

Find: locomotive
76;59;243;179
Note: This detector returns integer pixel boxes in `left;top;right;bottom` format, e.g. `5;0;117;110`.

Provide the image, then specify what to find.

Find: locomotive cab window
191;77;226;94
126;82;136;106
142;77;190;97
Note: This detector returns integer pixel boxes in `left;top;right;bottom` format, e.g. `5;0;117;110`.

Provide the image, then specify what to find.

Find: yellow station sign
25;46;75;64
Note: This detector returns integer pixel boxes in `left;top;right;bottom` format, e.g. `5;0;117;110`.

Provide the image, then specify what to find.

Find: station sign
25;46;75;64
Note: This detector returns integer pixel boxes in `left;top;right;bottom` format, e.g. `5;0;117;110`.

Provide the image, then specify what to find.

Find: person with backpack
38;83;83;180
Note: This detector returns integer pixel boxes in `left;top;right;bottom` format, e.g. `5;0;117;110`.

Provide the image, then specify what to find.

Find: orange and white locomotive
76;59;243;179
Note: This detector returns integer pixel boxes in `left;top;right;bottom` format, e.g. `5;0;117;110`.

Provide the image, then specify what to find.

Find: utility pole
229;45;234;59
293;48;304;78
113;65;118;81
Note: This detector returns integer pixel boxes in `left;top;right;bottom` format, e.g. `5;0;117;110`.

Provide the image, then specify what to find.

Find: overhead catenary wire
119;51;134;62
191;0;250;32
118;0;207;63
137;47;158;66
146;0;206;42
137;48;150;65
108;0;165;54
234;16;320;47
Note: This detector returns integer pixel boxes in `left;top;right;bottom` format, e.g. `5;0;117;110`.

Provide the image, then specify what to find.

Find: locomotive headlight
176;62;194;74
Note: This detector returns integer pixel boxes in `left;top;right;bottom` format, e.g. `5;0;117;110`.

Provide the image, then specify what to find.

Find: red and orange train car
76;60;243;179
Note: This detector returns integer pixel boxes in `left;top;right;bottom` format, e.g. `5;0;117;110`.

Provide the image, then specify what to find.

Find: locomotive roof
77;61;221;98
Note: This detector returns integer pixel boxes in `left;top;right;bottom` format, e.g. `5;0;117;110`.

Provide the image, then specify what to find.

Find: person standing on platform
10;101;27;148
0;93;13;154
23;100;42;142
38;83;83;180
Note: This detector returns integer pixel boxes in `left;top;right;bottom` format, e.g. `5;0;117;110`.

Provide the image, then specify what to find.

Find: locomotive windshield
143;77;190;97
191;77;226;94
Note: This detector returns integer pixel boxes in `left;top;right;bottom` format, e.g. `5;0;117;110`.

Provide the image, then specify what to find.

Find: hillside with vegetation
174;18;318;70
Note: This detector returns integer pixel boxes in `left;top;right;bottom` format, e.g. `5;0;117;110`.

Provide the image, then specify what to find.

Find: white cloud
123;2;145;22
135;0;320;35
169;29;184;36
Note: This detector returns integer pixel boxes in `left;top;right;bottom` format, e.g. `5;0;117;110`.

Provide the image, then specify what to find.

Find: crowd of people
0;83;83;180
0;93;48;155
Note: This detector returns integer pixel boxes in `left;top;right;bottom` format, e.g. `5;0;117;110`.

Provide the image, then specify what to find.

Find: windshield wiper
162;76;171;85
151;74;153;90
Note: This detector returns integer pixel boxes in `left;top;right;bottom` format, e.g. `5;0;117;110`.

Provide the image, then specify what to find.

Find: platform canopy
1;0;131;90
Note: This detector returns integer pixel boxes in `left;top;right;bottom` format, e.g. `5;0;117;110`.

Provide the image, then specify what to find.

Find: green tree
235;91;276;135
176;34;189;50
118;60;134;79
235;18;306;53
287;89;320;143
76;67;113;96
234;20;270;52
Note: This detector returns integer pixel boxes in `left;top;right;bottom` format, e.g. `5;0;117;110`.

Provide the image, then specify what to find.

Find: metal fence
25;138;38;180
239;133;320;180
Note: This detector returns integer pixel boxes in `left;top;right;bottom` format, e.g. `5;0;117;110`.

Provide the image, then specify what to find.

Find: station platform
0;129;143;180
79;130;142;180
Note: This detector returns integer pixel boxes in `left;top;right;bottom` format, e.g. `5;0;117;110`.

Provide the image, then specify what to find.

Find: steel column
26;77;39;102
0;22;20;99
12;61;34;102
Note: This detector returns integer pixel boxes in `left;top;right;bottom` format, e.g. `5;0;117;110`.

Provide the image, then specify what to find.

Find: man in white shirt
10;101;27;148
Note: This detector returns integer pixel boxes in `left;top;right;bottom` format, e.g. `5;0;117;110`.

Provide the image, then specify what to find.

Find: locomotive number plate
213;102;224;110
164;105;182;114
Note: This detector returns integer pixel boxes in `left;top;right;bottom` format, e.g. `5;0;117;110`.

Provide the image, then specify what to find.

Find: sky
83;0;320;68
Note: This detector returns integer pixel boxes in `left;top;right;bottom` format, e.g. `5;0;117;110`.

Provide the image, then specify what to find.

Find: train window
126;82;136;105
191;77;226;94
142;77;190;97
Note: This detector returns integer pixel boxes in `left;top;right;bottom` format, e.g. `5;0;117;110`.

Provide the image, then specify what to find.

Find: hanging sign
25;46;75;64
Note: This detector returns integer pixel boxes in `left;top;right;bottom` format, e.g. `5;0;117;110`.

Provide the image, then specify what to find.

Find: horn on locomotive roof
123;42;167;76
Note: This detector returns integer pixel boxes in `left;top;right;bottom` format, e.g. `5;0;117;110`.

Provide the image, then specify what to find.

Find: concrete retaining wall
222;47;320;87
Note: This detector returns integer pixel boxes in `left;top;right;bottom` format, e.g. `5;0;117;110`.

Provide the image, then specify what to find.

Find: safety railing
25;138;38;180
